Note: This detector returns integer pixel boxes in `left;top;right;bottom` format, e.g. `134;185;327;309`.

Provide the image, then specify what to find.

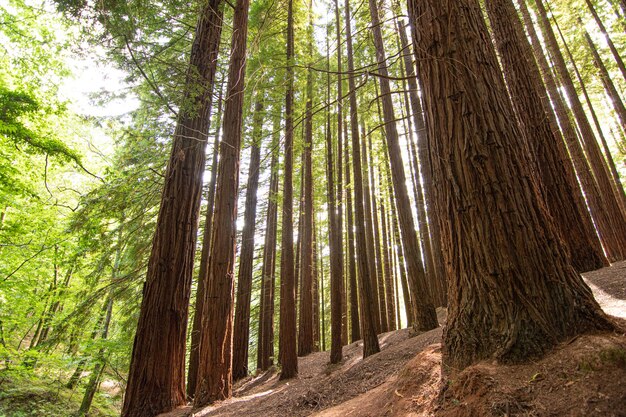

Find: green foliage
0;372;118;417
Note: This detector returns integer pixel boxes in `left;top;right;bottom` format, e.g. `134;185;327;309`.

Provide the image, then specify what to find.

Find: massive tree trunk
193;0;251;404
279;0;298;379
367;0;437;332
533;0;626;261
232;97;265;381
484;0;607;273
187;84;224;398
122;2;223;415
344;0;380;357
408;0;613;370
257;115;281;372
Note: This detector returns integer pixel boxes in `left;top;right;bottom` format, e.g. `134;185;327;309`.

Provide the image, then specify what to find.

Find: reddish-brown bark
279;0;298;379
121;2;223;415
193;0;252;404
232;97;265;381
408;0;613;370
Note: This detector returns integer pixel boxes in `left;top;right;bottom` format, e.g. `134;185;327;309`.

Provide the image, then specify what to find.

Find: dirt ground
161;261;626;417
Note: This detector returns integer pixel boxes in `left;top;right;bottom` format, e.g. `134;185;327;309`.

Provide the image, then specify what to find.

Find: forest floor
164;261;626;417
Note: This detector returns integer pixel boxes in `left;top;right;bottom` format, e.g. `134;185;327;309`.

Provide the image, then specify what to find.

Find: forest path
161;261;626;417
584;260;626;319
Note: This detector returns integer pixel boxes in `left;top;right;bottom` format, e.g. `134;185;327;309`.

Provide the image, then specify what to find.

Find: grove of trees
1;0;624;415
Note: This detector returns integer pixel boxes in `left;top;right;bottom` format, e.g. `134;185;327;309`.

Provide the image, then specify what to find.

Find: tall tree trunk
232;97;265;381
550;8;626;213
298;3;315;355
77;296;113;417
279;0;298;379
345;134;360;343
360;125;382;334
344;0;380;357
187;84;224;398
408;0;613;370
325;0;343;364
387;157;413;328
533;0;626;261
484;0;607;273
333;0;347;348
194;0;252;403
393;1;446;308
121;1;223;414
581;26;626;206
516;0;623;264
313;221;320;352
584;0;626;83
257;115;281;371
379;198;396;330
367;133;388;333
367;0;437;332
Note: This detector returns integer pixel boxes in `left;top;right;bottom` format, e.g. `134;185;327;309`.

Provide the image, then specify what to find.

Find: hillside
162;262;626;417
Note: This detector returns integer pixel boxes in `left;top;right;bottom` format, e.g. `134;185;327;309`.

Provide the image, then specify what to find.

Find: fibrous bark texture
122;2;223;415
194;0;251;404
408;0;612;370
484;0;607;273
232;97;264;381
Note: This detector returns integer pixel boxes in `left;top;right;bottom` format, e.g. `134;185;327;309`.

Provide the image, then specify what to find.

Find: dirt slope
162;261;626;417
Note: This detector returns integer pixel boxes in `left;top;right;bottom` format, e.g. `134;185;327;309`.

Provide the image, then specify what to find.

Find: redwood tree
367;0;437;332
484;0;607;273
122;2;223;415
194;0;252;403
408;0;613;370
232;97;265;380
279;0;298;379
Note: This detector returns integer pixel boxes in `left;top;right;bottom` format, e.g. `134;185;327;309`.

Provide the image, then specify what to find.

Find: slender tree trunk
318;221;327;351
581;26;626;207
360;125;382;334
367;134;388;333
367;0;437;331
345;135;360;343
232;97;265;380
194;0;252;403
298;3;315;355
257;115;281;371
584;0;626;83
484;0;607;273
408;0;613;370
313;221;320;352
344;0;380;357
187;84;224;397
325;2;343;364
550;8;626;213
121;2;223;414
380;199;396;331
279;0;298;379
516;0;624;263
534;0;626;261
387;161;413;328
333;0;347;348
393;3;446;307
77;296;113;417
